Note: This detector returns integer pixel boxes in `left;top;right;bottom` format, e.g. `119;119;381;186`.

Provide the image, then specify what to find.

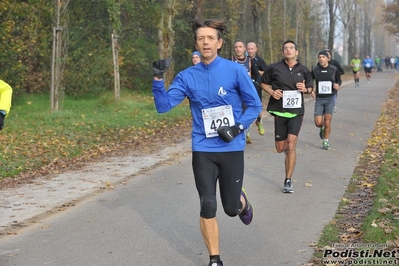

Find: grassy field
0;91;191;180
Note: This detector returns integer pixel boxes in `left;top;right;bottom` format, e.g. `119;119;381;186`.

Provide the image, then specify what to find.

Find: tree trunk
327;0;336;52
362;0;374;56
283;0;287;41
107;0;122;101
51;0;69;112
338;0;355;65
251;0;265;56
267;0;273;60
347;0;357;60
111;34;120;101
157;0;176;87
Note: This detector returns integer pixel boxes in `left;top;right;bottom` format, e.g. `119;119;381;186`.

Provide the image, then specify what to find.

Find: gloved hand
217;125;240;143
152;57;172;78
0;113;4;130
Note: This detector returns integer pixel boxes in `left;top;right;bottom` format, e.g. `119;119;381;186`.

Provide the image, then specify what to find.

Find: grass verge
0;91;191;181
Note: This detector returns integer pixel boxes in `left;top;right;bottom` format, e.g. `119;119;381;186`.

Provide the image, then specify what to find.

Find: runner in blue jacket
362;55;374;82
151;19;262;266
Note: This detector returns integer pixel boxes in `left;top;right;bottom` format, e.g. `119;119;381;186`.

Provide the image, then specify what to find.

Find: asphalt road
0;71;396;266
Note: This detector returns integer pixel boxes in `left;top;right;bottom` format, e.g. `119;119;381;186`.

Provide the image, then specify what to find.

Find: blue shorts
314;96;335;116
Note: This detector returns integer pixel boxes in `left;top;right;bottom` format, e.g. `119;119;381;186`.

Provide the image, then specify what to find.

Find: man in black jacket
232;39;262;144
247;42;267;136
260;40;313;193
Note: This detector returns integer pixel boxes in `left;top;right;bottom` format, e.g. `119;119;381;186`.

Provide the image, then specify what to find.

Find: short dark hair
192;19;226;41
282;40;298;51
234;39;245;45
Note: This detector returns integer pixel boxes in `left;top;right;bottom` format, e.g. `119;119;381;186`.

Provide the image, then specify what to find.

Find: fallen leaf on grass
384;227;393;234
378;198;388;204
371;220;378;227
347;227;358;233
361;181;374;188
378;208;391;215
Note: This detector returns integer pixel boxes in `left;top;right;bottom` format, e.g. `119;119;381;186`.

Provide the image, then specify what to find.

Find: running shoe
239;188;253;225
246;132;252;144
256;121;265;135
319;127;325;139
283;178;294;193
322;140;330;150
209;261;223;266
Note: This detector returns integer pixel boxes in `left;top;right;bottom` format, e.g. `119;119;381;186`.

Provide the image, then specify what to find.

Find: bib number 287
283;91;302;108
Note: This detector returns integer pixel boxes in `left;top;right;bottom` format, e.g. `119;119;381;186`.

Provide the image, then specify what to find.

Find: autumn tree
383;0;399;40
250;0;266;57
361;0;375;57
337;0;356;65
0;0;394;98
0;0;52;96
326;0;338;53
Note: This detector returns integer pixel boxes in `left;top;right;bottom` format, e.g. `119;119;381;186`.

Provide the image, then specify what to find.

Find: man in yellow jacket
0;79;12;130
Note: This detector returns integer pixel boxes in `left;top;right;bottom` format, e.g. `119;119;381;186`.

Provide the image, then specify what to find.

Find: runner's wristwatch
237;123;244;133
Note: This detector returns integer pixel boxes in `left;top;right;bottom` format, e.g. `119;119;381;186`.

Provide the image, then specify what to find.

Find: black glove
0;113;4;130
152;57;172;78
217;125;240;143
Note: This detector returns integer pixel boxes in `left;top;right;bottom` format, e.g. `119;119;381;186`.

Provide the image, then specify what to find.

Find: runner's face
282;43;298;60
318;55;329;67
246;44;257;58
195;27;223;64
234;41;246;57
192;54;201;65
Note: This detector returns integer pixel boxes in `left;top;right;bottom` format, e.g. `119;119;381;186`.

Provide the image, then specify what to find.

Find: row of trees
0;0;398;104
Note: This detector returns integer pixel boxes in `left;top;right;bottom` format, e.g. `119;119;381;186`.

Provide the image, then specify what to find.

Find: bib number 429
210;117;230;131
202;105;235;138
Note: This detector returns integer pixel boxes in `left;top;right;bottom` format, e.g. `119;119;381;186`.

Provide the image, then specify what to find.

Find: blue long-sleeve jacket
152;56;262;152
362;58;374;68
